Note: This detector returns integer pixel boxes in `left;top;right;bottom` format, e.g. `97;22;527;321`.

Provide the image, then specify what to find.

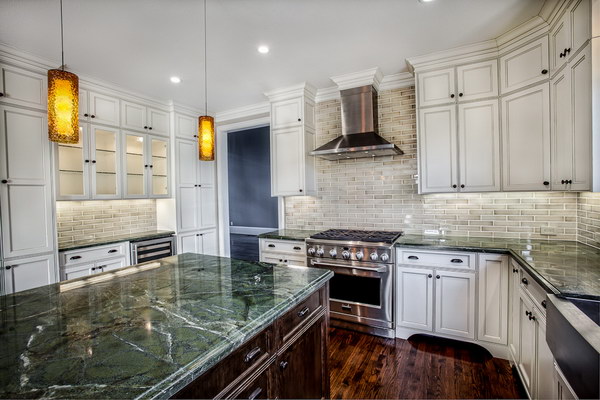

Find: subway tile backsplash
285;87;599;247
56;200;157;246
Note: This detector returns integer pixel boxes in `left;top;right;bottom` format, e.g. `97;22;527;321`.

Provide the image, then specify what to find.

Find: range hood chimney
310;85;403;160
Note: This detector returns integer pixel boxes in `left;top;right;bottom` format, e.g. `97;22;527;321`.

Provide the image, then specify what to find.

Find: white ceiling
0;0;545;114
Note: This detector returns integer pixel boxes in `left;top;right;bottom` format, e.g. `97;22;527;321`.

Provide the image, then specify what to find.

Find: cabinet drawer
399;250;475;270
276;290;323;344
60;242;128;267
260;253;306;267
260;239;305;255
173;327;272;399
226;363;272;400
519;268;549;314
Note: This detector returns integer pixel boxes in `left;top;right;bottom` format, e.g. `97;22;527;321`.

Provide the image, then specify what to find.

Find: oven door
308;258;393;326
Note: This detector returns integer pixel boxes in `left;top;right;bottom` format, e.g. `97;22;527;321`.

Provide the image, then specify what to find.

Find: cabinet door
396;267;434;332
501;83;551;191
276;316;326;399
554;363;578;400
569;0;591;59
0;106;54;258
550;13;571;75
4;254;54;294
64;264;95;281
535;312;555;400
518;292;536;398
200;230;218;256
456;60;498;102
177;186;200;232
417;67;456;107
178;232;200;254
175;113;197;140
477;254;509;344
551;63;573;189
500;36;549;94
434;270;475;339
176;139;198;186
228;364;272;400
89;91;120;126
457;100;500;192
56;123;90;200
123;133;147;198
0;64;47;109
271;97;303;129
90;125;120;198
148;136;169;197
79;89;89;119
418;105;458;193
200;186;216;228
120;101;146;132
272;126;303;196
508;261;521;364
147;108;169;136
199;161;215;186
568;44;592;191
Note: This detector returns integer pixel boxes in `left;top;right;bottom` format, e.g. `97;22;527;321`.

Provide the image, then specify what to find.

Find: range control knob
380;253;389;262
355;251;364;261
329;248;337;258
370;252;379;261
316;248;325;257
307;247;316;256
341;250;351;260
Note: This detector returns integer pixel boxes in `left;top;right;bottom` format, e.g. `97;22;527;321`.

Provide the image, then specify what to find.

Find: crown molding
379;72;415;90
315;86;340;103
264;82;317;102
496;16;549;55
539;0;567;27
406;40;498;73
330;67;384;91
215;101;270;123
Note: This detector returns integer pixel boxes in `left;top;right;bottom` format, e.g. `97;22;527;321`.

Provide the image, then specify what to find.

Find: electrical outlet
424;229;440;235
540;227;557;236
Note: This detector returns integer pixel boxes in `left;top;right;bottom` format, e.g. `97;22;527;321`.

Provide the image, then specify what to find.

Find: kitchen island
0;253;332;399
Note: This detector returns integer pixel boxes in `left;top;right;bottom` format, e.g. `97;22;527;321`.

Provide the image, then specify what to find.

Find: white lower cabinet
535;311;555;400
508;260;521;363
518;292;537;397
3;254;55;294
396;267;434;332
554;363;578;400
63;258;127;281
435;270;475;339
59;242;130;281
178;229;218;256
477;254;509;344
259;238;307;267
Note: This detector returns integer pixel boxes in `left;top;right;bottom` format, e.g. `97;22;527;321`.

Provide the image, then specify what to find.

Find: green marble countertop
396;235;600;300
0;253;333;399
258;229;320;241
58;230;175;251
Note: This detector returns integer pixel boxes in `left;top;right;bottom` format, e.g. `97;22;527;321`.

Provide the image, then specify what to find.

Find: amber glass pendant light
198;0;215;161
48;0;79;144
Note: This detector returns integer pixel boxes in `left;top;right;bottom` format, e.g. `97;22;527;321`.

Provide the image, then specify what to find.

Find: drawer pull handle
108;249;118;253
341;304;351;310
293;246;301;251
521;277;529;285
243;347;262;363
450;259;463;263
512;268;518;273
268;244;275;248
248;387;263;400
525;310;532;317
297;306;310;318
407;255;419;260
529;314;536;321
279;360;289;370
70;255;82;260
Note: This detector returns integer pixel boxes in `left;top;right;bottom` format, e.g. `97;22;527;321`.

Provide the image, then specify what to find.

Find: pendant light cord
204;0;208;115
60;0;65;70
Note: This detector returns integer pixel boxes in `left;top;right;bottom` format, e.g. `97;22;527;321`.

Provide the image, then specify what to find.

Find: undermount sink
546;295;600;399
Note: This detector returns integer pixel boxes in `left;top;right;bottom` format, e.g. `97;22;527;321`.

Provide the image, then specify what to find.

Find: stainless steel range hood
310;85;403;160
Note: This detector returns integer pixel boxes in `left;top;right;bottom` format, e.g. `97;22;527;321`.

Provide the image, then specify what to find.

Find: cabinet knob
427;274;433;278
566;47;571;54
521;277;529;285
5;265;11;270
279;360;289;370
452;184;457;189
543;181;549;186
85;159;90;163
1;179;8;184
84;113;89;117
297;118;301;122
513;268;518;273
529;314;536;321
148;127;152;130
436;275;441;279
559;52;564;58
542;300;547;309
458;93;463;97
567;179;572;184
92;160;96;163
0;92;4;97
144;126;148;129
525;310;532;316
91;115;96;118
561;179;565;184
299;189;303;193
541;69;548;75
144;164;149;168
450;94;455;98
460;184;465;188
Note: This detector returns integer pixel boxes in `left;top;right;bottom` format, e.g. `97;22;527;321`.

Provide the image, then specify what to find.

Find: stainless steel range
306;229;402;338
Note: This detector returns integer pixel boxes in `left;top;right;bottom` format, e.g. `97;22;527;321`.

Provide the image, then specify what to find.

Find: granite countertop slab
395;235;600;300
0;253;333;399
258;229;321;241
58;230;176;251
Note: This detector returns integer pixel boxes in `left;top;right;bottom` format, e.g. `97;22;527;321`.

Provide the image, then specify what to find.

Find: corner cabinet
267;84;317;197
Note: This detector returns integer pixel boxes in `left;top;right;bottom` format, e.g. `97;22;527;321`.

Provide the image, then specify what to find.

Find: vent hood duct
310;85;403;160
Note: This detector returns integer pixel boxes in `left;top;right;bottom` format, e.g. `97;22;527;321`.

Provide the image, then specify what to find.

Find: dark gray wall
227;126;278;228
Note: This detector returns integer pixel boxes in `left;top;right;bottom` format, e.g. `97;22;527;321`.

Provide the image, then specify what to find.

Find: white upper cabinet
0;64;47;109
272;126;303;196
417;67;456;107
418;105;458;193
552;43;592;191
456;60;498;102
271;97;304;129
457;100;500;192
500;36;549;94
87;91;120;127
501;83;551;191
123;133;170;199
121;100;169;136
175;113;197;140
550;12;571;75
0;106;54;258
569;0;591;59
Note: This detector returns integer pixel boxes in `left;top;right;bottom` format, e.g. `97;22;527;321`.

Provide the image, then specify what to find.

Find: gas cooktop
310;229;403;244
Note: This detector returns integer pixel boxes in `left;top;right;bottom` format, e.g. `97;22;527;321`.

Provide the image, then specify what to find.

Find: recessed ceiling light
419;0;434;2
258;45;269;54
170;76;181;83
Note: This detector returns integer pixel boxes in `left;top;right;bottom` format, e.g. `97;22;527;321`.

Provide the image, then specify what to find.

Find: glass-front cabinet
123;133;170;198
56;124;121;200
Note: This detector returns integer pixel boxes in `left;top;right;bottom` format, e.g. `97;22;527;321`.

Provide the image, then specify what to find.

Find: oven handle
310;259;387;274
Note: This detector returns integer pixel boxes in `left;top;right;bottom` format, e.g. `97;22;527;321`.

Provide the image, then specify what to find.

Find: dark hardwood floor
229;234;260;262
329;328;526;399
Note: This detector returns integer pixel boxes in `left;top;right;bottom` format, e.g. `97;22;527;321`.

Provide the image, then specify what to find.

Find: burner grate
310;229;403;244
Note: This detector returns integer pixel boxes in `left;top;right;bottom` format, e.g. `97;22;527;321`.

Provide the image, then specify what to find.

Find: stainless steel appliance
130;235;176;264
306;229;402;338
